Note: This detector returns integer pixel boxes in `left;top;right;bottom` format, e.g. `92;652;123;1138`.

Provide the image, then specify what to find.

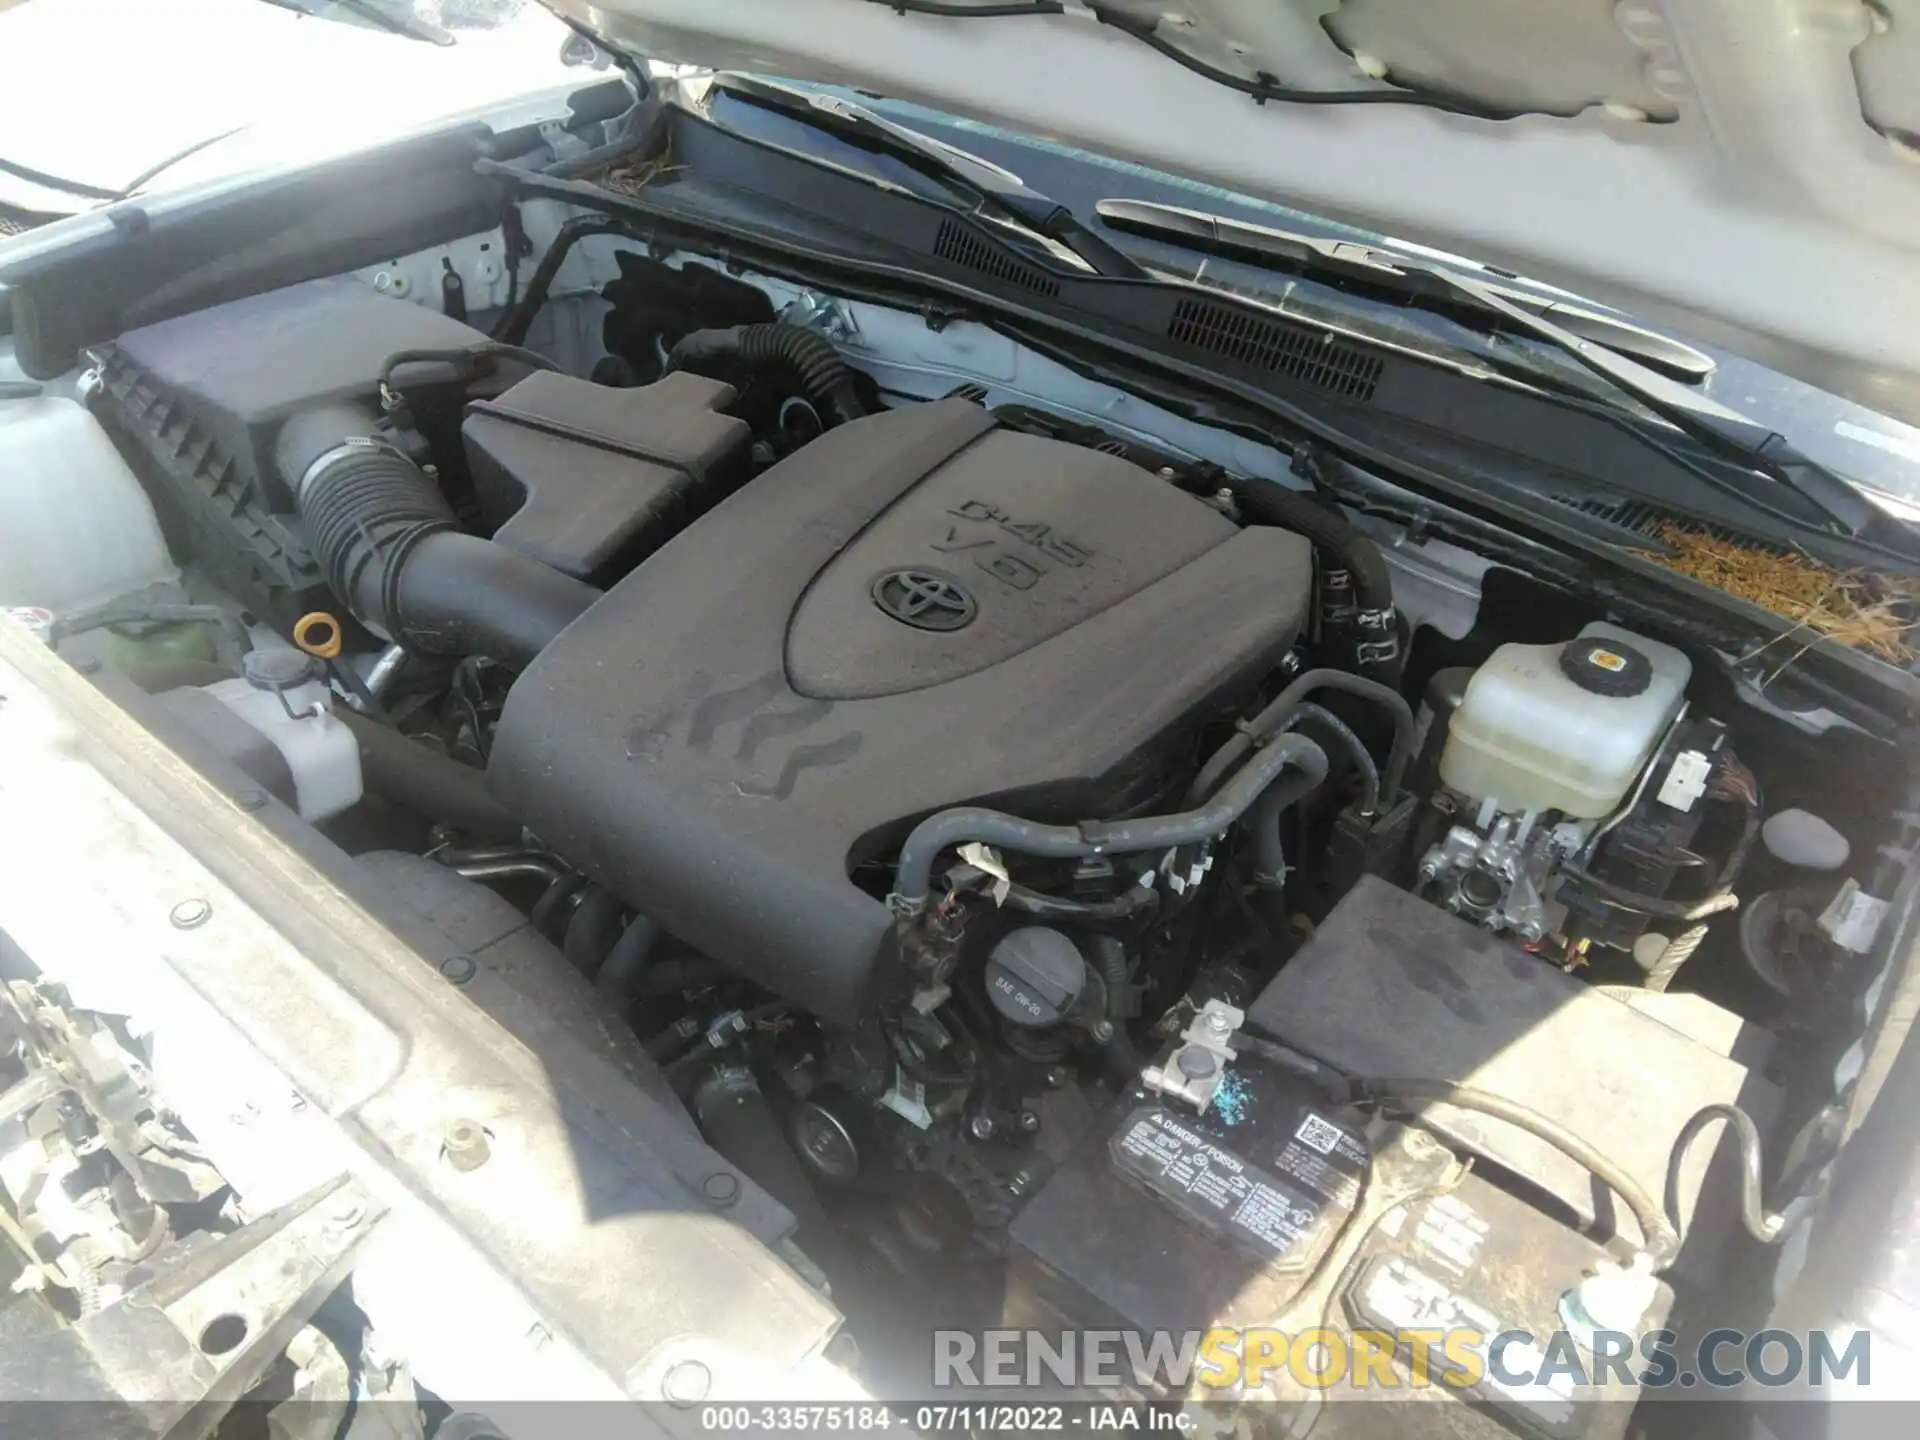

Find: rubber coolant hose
1230;446;1399;684
1281;702;1381;817
890;733;1328;913
665;324;866;428
563;885;627;976
596;913;662;998
1249;751;1333;891
1188;669;1416;808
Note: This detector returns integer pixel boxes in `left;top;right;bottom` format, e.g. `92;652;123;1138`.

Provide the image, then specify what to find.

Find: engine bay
3;206;1914;1432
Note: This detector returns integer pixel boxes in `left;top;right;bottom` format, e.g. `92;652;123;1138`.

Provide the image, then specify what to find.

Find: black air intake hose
334;708;519;841
1228;445;1399;685
278;405;599;669
664;324;867;428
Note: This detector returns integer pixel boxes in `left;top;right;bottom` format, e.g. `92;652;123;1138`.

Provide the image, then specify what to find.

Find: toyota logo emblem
871;568;978;631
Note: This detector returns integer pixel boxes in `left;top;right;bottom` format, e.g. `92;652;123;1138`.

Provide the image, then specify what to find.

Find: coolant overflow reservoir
1439;622;1690;819
201;650;363;822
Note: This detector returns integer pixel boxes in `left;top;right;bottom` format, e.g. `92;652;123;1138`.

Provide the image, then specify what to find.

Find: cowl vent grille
0;202;54;236
933;219;1060;297
1547;494;1787;554
1167;297;1383;402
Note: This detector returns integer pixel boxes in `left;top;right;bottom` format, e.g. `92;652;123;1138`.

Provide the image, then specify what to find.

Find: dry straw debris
587;154;678;197
1648;524;1920;667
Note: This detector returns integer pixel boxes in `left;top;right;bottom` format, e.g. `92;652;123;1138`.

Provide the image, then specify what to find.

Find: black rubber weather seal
865;0;1064;14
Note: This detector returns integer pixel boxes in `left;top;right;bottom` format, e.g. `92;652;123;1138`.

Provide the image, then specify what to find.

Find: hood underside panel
544;0;1920;431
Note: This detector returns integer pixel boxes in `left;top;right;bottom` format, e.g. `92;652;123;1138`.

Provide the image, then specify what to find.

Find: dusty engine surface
1247;876;1778;1277
488;399;1315;1021
58;268;1877;1434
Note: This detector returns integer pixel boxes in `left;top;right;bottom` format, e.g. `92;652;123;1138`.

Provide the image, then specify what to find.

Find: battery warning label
1114;1109;1353;1265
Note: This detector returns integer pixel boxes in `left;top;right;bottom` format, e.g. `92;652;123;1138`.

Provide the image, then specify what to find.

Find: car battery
1009;1043;1373;1338
1006;1021;1674;1439
1244;876;1779;1280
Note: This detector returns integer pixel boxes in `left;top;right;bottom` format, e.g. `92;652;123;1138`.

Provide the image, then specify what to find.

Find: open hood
539;0;1920;434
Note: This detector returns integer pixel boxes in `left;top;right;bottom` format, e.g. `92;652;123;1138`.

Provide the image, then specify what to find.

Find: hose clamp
1075;820;1114;849
296;437;400;502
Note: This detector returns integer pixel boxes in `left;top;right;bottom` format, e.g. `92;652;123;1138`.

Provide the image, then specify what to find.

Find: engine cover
489;400;1312;1021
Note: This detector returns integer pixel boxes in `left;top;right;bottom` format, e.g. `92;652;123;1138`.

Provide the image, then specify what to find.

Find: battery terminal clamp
1143;999;1245;1113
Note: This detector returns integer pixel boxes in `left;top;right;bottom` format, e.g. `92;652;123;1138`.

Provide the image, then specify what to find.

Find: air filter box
93;279;492;627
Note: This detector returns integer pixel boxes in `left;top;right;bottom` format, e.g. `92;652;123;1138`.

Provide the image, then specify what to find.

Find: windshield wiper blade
716;74;1146;280
1;125;249;205
338;0;452;44
260;0;452;45
1100;198;1716;383
1096;198;1877;539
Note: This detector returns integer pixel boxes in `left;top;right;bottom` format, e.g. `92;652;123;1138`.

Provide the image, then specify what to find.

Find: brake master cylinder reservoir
1440;622;1690;818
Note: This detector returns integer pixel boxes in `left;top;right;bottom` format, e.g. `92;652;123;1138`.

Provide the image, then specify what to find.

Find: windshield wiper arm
1100;199;1716;383
716;75;1146;280
0;126;249;204
1443;272;1877;539
1096;198;1877;538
